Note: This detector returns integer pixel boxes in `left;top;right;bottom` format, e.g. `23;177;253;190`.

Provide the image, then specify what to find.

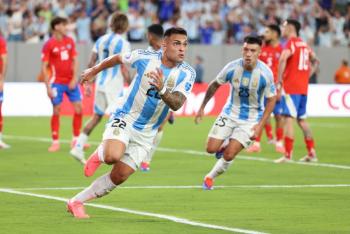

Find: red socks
284;137;294;159
51;114;60;140
276;127;284;142
265;123;273;140
304;138;315;157
73;113;82;137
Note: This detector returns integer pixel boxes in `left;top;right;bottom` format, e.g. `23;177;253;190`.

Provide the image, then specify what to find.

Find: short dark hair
267;24;281;37
286;19;301;36
50;17;68;30
148;24;164;38
164;27;187;38
243;35;262;46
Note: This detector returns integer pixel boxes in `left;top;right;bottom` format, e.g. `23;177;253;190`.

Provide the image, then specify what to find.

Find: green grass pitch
0;116;349;234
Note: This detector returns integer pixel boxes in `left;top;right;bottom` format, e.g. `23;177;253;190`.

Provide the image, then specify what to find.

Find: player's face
55;23;68;36
163;34;188;63
281;21;289;37
242;42;261;70
264;27;272;41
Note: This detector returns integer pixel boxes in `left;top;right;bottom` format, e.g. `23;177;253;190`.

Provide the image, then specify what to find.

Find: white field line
5;134;350;170
0;188;267;234
2;184;350;191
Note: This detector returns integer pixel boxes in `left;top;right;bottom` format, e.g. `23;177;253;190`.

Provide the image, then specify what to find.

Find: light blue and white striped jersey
216;58;276;122
114;49;196;132
93;33;131;94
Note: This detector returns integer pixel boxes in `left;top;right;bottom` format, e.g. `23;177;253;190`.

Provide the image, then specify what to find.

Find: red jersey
41;36;77;84
259;43;282;84
283;37;312;95
0;36;7;74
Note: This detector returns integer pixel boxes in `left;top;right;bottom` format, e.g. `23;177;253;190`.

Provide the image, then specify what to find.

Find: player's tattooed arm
195;80;221;124
160;90;186;111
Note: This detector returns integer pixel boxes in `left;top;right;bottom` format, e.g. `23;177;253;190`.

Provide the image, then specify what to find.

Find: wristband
159;86;167;95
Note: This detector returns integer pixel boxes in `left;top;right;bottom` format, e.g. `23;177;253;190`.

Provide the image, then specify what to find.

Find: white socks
75;133;88;150
144;130;164;163
97;143;105;163
72;173;116;203
206;158;233;179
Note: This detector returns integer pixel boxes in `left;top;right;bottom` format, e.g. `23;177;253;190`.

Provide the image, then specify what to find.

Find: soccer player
274;19;319;163
70;13;131;163
247;24;284;153
195;36;276;190
42;17;82;153
139;23;174;172
0;32;10;149
67;27;195;218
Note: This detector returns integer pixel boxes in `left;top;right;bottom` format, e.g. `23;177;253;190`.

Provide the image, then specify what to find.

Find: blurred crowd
1;0;350;47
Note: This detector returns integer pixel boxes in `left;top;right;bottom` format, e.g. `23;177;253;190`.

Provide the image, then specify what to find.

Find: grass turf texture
0;116;349;234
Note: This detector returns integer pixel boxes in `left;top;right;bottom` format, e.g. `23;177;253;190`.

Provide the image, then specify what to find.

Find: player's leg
274;114;285;153
66;85;83;145
0;92;10;149
48;84;64;152
297;95;317;162
68;160;135;218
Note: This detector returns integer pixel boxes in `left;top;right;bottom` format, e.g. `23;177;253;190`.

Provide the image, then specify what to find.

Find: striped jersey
114;49;196;132
93;33;131;94
216;58;276;122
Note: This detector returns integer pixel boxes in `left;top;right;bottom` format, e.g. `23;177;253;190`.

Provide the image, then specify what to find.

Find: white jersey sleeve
215;61;239;85
121;49;160;68
173;64;196;98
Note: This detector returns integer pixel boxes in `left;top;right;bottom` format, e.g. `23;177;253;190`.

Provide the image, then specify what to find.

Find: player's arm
309;50;320;78
41;61;53;98
121;64;131;85
277;49;292;99
0;53;7;82
81;54;123;83
195;80;221;124
83;52;98;96
69;55;79;89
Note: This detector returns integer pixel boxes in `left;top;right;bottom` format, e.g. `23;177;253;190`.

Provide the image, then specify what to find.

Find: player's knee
110;170;130;185
104;151;123;165
223;150;236;161
206;145;218;154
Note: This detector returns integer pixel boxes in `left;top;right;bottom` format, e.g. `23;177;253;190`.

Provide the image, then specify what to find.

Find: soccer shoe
202;177;214;190
274;156;292;163
70;147;86;165
275;141;285;154
168;112;175;124
0;140;10;149
84;149;102;177
70;139;91;150
67;200;90;219
140;162;150;172
267;138;276;144
299;155;318;162
48;142;60;152
246;142;261;153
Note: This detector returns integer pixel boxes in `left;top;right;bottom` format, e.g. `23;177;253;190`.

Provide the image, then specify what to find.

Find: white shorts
208;115;256;148
102;116;155;171
94;90;123;115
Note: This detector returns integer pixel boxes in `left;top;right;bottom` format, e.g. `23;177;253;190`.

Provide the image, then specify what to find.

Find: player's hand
250;123;263;140
149;68;164;91
46;87;54;99
69;79;77;90
277;87;282;101
80;68;95;84
0;77;3;91
84;82;92;97
195;108;204;124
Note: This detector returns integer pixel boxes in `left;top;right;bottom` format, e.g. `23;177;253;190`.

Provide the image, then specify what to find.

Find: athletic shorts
264;97;283;116
94;90;123;116
102;116;155;171
0;91;3;102
51;83;82;106
208;115;256;148
281;94;307;119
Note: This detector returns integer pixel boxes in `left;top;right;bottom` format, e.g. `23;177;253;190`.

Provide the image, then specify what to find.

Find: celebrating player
41;17;82;153
0;32;10;149
70;13;131;163
274;19;319;163
67;27;195;218
195;36;276;190
247;24;284;153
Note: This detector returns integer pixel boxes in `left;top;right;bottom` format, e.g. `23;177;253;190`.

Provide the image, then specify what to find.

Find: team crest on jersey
242;77;250;87
53;47;59;53
166;76;175;89
252;79;258;88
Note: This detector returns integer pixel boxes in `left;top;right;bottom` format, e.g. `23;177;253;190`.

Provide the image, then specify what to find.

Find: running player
247;24;284;153
67;27;195;218
41;17;82;153
195;36;276;190
0;32;10;149
70;13;131;163
274;19;319;163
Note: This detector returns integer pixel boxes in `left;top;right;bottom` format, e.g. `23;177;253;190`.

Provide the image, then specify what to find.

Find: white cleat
299;155;318;162
274;156;292;163
70;147;86;165
0;140;10;149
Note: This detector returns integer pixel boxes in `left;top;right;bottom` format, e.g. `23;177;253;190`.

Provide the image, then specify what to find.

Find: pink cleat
203;177;214;190
67;200;90;219
275;141;285;154
246;142;261;153
140;162;150;172
84;149;102;177
48;141;60;152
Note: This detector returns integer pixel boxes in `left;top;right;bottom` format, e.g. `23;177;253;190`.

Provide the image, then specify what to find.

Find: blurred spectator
334;59;350;84
158;0;176;23
23;10;39;43
200;20;214;44
37;14;49;41
194;55;204;84
128;8;146;42
76;9;91;44
7;3;25;42
212;18;225;45
0;3;8;38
